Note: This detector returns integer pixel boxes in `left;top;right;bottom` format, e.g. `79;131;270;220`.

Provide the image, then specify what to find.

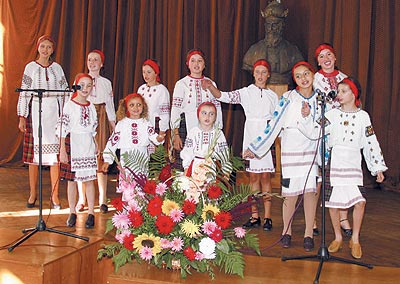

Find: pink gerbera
169;208;184;223
234;227;246;238
111;212;130;230
155;182;168;196
202;220;218;235
160;238;171;249
139;246;153;261
170;237;184;252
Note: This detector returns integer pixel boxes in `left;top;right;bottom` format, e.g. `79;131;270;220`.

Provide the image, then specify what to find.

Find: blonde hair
116;94;148;121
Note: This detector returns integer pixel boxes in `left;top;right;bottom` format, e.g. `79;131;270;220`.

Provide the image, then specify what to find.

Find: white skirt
326;185;366;209
246;151;275;173
281;176;317;197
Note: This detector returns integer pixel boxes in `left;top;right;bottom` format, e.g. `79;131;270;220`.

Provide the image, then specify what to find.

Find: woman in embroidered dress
170;48;223;168
302;77;387;259
75;50;116;214
57;74;98;228
137;59;170;153
17;35;68;209
243;61;319;252
312;43;351;237
102;94;165;198
202;59;278;231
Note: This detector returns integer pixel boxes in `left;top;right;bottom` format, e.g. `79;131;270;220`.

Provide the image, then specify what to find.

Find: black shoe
313;227;320;236
242;217;261;228
26;198;37;208
281;234;291;248
304;237;314;252
85;214;95;229
100;204;108;214
263;218;273;231
340;219;353;237
66;213;77;227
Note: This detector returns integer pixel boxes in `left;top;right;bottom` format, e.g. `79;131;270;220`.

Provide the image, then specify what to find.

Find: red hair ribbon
342;78;360;107
197;101;216;118
291;61;315;80
89;49;105;63
143;59;161;82
314;44;335;60
253;59;271;74
71;73;93;99
37;35;56;50
186;50;205;66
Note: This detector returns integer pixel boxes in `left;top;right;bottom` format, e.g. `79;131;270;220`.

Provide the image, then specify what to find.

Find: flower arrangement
98;146;260;279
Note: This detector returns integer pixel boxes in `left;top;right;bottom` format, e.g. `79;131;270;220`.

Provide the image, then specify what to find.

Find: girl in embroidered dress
102;94;165;197
57;74;98;228
180;102;231;192
75;50;117;214
243;61;319;252
201;59;278;231
171;48;223;168
17;35;68;209
302;77;387;259
137;59;170;153
313;43;351;237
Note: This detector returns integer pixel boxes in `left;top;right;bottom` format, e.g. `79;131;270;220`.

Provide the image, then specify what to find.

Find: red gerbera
111;197;124;211
159;164;172;184
147;196;163;216
207;184;223;199
215;211;232;229
123;234;135;250
210;227;223;242
183;246;196;261
143;180;157;195
128;210;143;228
155;215;175;235
182;199;197;215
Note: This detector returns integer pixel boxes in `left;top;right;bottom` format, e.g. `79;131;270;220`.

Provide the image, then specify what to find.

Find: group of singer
17;35;387;260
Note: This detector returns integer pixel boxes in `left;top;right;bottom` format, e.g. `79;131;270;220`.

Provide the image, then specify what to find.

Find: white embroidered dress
17;61;68;165
57;100;98;182
171;75;223;131
219;84;278;172
248;90;319;196
324;108;387;208
87;76;116;122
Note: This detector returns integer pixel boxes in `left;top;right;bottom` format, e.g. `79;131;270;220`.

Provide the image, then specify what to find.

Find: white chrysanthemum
198;237;216;259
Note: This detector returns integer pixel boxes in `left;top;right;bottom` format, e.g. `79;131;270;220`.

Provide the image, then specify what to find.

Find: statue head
261;1;288;47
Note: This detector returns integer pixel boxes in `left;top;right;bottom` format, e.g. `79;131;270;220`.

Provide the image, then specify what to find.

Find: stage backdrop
0;0;399;190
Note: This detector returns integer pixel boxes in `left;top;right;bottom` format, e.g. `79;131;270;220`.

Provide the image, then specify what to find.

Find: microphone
315;88;324;95
327;90;337;101
71;85;81;91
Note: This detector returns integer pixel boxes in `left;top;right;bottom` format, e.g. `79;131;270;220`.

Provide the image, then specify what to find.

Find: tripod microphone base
8;219;89;252
282;246;373;284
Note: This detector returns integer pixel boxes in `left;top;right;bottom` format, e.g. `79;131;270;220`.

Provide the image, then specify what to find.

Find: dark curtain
1;0;399;190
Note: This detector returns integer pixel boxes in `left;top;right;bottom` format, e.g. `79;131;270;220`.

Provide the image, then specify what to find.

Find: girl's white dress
219;84;278;173
248;90;320;197
57;100;98;182
324;108;387;208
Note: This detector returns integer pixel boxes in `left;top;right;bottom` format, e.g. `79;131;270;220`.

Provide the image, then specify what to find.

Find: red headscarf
124;93;143;117
37;35;56;50
186;49;205;66
71;73;93;99
89;49;105;63
314;44;335;60
197;102;216;118
253;59;271;74
291;61;315;79
143;59;161;82
341;78;361;107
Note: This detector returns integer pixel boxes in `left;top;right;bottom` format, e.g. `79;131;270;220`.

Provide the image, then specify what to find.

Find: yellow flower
133;233;162;256
180;219;200;238
201;204;220;220
162;199;180;215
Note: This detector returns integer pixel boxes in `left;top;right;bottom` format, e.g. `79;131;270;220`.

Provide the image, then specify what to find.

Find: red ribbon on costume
143;59;161;82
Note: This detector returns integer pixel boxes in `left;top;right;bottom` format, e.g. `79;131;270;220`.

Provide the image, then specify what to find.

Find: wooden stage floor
0;165;399;284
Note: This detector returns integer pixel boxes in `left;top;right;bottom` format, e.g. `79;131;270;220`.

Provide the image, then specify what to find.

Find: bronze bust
243;1;304;85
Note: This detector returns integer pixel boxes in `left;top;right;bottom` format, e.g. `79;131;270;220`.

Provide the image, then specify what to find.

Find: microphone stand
281;91;372;284
8;88;89;252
